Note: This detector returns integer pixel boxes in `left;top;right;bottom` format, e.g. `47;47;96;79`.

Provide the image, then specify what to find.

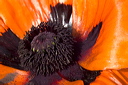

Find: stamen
18;21;75;76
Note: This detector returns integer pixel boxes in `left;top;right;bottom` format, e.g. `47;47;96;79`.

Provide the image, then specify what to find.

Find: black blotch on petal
50;3;72;28
0;72;17;84
82;69;101;85
0;29;23;69
74;22;102;60
82;22;102;52
58;63;101;85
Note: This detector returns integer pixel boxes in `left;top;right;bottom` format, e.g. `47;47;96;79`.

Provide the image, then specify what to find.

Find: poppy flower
0;0;128;85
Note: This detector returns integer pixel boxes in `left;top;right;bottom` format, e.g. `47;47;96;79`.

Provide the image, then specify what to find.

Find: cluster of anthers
18;21;75;76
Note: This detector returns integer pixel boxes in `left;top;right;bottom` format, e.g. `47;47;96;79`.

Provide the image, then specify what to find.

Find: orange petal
0;64;29;85
77;0;128;70
57;78;84;85
0;17;8;36
73;0;101;39
91;68;128;85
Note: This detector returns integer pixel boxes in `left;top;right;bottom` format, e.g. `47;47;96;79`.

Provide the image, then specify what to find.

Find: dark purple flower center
18;21;75;76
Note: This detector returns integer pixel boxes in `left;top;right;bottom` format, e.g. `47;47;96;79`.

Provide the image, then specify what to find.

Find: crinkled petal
91;68;128;85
